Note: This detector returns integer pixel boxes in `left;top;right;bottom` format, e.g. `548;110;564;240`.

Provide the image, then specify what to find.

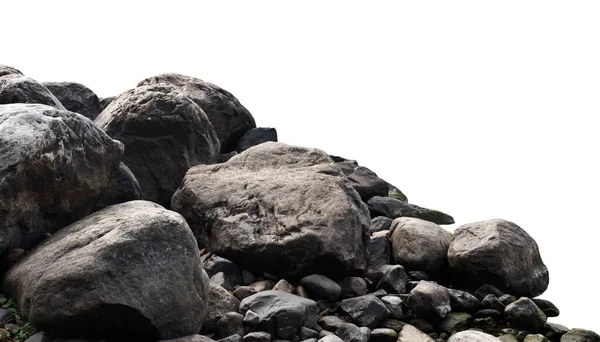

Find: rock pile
0;65;597;342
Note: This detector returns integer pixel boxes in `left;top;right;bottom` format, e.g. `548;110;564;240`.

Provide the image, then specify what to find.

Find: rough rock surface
504;297;547;332
332;157;390;201
171;142;371;279
204;284;240;332
235;127;277;152
2;201;210;340
138;73;256;152
0;75;66;109
560;329;600;342
367;196;454;225
447;219;549;297
43;82;102;119
390;217;452;274
95;83;220;207
93;162;142;211
408;281;451;324
0;65;23;77
0;103;123;255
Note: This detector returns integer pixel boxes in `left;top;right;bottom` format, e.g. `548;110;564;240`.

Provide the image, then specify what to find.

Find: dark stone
332;157;390;201
448;219;549;298
204;284;240;332
338;294;389;328
396;324;435;342
438;312;472;334
317;316;350;331
504;297;547;332
242;270;257;286
93;162;142;211
408;271;430;281
560;329;600;342
532;299;560;318
0;104;123;256
3;201;209;340
407;319;434;334
204;254;242;290
0;65;23;77
543;322;569;341
171;142;370;280
242;332;272;342
369;328;398;342
233;286;258;301
367;196;454;225
335;323;370;342
43;82;102;119
379;319;407;332
216;312;245;339
235;127;277;152
370;217;393;234
380;296;403;319
498;294;517;307
98;96;115;112
407;282;451;325
387;184;408;203
239;291;318;339
0;75;66;109
370;234;392;268
474;284;504;301
376;264;408;294
473;317;497;329
138;73;256;152
300;275;341;302
337;277;368;299
390;217;452;274
248;280;275;292
481;294;505;312
95;83;220;208
474;309;503;320
297;327;318;340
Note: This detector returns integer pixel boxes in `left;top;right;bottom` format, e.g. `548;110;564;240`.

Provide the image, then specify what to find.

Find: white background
4;1;599;333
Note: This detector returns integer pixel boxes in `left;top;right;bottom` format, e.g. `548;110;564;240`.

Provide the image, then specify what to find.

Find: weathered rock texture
0;65;23;77
0;75;66;110
43;82;102;119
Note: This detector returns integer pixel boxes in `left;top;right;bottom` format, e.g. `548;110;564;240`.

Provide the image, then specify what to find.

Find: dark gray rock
396;324;435;342
93;162;142;211
204;254;242;291
0;75;66;109
370;217;393;234
95;83;220;208
138;73;256;152
504;297;547;332
3;201;209;340
379;319;406;332
439;312;472;334
218;334;241;342
235;127;277;152
217;312;245;339
0;104;123;255
498;294;517;307
239;290;318;339
172;142;371;280
474;284;504;301
242;270;257;286
532;298;560;318
543;322;569;341
390;217;452;274
370;233;392;268
447;331;501;342
376;264;408;294
481;294;505;312
407;282;451;324
560;329;600;342
204;284;241;332
332;157;389;201
300;275;341;302
297;327;318;340
335;323;370;342
317;316;350;331
0;65;23;77
408;271;430;281
407;318;434;334
338;294;389;328
475;309;503;320
380;296;403;319
448;219;549;298
369;328;398;342
234;286;258;301
242;332;272;342
474;316;497;329
43;82;102;119
273;280;295;294
98;96;115;112
337;277;368;299
367;196;454;225
387;184;408;203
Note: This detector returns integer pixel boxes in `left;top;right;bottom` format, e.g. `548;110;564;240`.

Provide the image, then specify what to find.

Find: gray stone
317;316;350;331
447;331;501;342
447;289;480;313
498;294;517;307
297;327;318;340
439;313;472;334
448;219;549;298
498;335;519;342
379;319;406;332
249;280;275;292
532;298;560;318
300;275;341;302
216;312;245;339
504;297;547;333
335;323;370;342
370;217;393;234
481;294;505;312
95;83;220;208
93;162;142;211
397;324;435;342
408;282;451;324
338;294;389;328
204;284;240;332
332;157;390;201
0;75;66;109
43;82;101;119
369;328;398;342
98;96;115;112
337;277;368;299
369;234;392;268
560;329;600;342
218;336;242;342
234;286;258;301
376;264;408;294
235;127;277;152
390;217;452;274
204;254;242;291
3;201;209;340
242;332;272;342
381;296;403;319
367;196;454;225
172;142;370;280
0;104;123;256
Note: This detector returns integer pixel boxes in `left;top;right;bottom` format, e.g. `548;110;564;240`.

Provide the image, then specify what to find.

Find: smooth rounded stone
242;332;272;342
297;327;318;340
0;65;23;77
505;297;547;332
376;264;408;294
300;275;341;302
234;286;258;301
138;73;256;152
98;96;115;112
447;288;481;313
390;217;452;274
499;294;517;307
560;328;600;342
0;75;66;109
408;282;451;324
498;335;519;342
475;309;503;320
160;335;218;342
317;316;351;331
532;299;560;318
447;330;502;342
381;296;403;319
524;334;549;342
43;82;101;119
482;294;505;312
204;284;241;332
2;201;209;340
337;277;368;299
95;83;220;208
273;280;295;294
172;142;371;280
397;324;435;342
0;104;123;255
474;284;505;301
235;127;278;152
336;323;370;342
448;219;549;298
239;290;318;339
217;312;245;339
409;319;434;334
543;322;569;340
370;328;398;342
317;335;343;342
243;270;258;286
204;254;243;290
93;162;142;211
370;234;392;268
367;196;455;225
249;280;276;292
339;294;390;328
332;157;390;201
370;217;393;234
439;313;473;334
211;272;234;291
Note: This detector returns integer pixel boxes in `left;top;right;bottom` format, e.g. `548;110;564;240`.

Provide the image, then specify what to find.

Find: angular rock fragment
0;75;66;109
407;281;451;324
235;127;277;152
367;196;454;225
43;81;102;119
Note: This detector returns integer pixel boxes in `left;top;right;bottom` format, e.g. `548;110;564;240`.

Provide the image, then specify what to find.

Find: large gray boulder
43;82;102;119
92;162;143;211
171;142;371;279
2;201;209;340
95;83;220;208
204;284;241;333
408;281;451;324
390;217;452;274
367;196;454;225
0;65;23;77
0;104;123;255
0;74;66;109
138;73;256;152
447;219;549;297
